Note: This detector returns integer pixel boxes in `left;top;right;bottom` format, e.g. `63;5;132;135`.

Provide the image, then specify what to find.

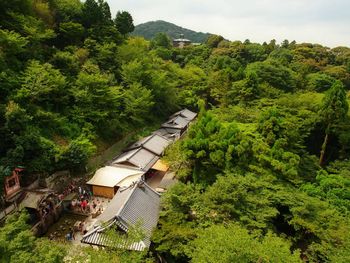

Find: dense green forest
132;20;211;43
1;0;350;262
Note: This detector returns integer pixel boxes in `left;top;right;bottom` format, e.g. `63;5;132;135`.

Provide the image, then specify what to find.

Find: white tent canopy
86;166;144;188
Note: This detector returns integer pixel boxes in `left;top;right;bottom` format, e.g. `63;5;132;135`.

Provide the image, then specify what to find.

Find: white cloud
106;0;350;47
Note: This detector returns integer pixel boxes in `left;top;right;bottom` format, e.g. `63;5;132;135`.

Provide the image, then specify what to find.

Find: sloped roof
127;134;171;156
161;115;191;130
111;148;159;172
19;190;53;210
170;108;197;121
153;128;181;141
20;191;46;210
80;220;147;251
81;181;161;251
151;159;169;172
173;38;191;42
86;166;144;188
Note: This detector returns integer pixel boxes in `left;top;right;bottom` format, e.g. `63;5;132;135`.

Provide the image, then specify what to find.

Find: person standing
81;199;87;212
69;227;75;240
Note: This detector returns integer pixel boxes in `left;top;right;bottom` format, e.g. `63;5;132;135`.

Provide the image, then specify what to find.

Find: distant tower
173;33;191;48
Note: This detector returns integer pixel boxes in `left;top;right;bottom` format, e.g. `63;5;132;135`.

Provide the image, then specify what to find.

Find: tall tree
114;11;134;36
150;32;171;49
190;224;301;263
319;80;349;165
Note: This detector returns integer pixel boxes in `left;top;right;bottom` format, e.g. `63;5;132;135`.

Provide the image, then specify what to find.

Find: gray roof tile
161;115;191;130
81;181;161;251
153;128;181;141
111;148;159;171
170;108;197;121
127;134;171;156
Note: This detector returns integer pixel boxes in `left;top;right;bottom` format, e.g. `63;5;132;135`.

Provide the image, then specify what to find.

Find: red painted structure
4;168;23;200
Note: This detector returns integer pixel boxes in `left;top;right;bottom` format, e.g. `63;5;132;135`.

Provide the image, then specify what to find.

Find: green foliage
306;72;336;92
302;169;350;213
123;82;154;125
206;34;224;48
202;174;279;229
1;3;350;262
132;20;211;43
151;32;172;49
58;22;84;46
320;80;349;132
58;135;96;171
16;60;67;111
114;11;134;36
0;29;28;69
182;111;239;184
51;50;80;76
0;211;66;263
318;80;349;165
190;224;301;263
51;0;82;23
247;59;298;92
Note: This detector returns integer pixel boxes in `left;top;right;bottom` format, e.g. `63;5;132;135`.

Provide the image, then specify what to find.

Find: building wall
4;171;21;198
92;185;114;199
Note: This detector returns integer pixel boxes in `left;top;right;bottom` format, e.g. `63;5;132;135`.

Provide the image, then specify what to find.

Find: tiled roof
110;148;159;172
170;108;197;121
80;219;147;251
127;134;171;156
161;115;191;130
153;128;181;141
81;181;161;251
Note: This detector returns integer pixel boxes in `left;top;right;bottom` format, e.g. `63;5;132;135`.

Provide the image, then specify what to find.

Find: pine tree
319;80;349;165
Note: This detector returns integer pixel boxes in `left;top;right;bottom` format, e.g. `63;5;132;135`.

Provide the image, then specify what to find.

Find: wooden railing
0;203;18;221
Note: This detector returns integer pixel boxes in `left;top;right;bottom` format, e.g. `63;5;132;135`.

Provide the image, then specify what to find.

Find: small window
8;178;16;188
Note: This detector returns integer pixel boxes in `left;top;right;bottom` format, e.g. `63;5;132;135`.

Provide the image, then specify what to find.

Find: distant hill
132;20;211;43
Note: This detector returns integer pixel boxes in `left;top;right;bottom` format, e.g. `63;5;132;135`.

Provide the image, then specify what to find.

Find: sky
106;0;350;47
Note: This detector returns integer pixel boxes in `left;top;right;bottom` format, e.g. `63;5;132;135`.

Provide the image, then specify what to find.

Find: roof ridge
142;134;155;144
143;181;161;197
152;133;171;142
116;181;160;230
115;182;139;223
125;147;141;162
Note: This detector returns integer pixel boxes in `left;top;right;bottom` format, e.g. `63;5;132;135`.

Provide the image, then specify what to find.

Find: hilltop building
173;34;191;48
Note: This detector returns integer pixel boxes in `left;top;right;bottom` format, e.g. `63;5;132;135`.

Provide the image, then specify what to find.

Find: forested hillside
153;38;350;262
0;0;183;182
1;0;350;262
132;20;211;43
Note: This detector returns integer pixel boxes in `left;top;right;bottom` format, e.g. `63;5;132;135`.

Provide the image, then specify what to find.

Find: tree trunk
319;132;329;166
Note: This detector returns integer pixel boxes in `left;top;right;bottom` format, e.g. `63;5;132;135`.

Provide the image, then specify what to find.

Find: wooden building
86;166;144;198
4;167;23;201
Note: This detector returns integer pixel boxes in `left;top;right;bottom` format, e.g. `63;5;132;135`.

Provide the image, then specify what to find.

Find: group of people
71;198;90;213
58;183;77;201
68;186;104;214
40;197;56;218
70;197;103;214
